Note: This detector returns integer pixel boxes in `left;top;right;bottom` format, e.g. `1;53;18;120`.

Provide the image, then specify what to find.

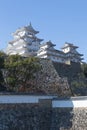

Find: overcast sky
0;0;87;61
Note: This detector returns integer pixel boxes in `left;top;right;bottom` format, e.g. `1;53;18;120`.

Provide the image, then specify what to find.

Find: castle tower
61;42;83;62
37;41;66;63
37;40;56;58
6;23;43;57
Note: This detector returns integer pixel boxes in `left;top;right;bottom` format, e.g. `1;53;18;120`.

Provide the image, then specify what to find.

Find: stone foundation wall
53;61;82;81
51;108;87;130
53;61;87;96
0;103;52;130
0;97;87;130
33;59;71;96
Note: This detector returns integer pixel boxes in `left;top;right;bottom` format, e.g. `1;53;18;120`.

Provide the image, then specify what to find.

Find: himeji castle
6;23;83;63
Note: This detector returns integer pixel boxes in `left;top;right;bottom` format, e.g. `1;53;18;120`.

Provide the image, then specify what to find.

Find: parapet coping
0;93;87;100
0;95;87;107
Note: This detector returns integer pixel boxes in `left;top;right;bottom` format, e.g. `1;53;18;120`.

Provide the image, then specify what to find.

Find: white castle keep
6;23;83;63
6;23;43;57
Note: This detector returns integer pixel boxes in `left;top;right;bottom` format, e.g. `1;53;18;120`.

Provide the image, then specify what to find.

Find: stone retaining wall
53;61;82;81
0;95;87;130
51;108;87;130
35;59;71;96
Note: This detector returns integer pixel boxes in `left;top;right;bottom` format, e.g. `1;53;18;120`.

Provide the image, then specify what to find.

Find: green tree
0;51;6;91
4;55;41;92
81;63;87;77
0;51;5;68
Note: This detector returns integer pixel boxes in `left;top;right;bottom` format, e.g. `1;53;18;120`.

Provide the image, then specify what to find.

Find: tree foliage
81;63;87;78
0;51;5;68
0;51;6;90
4;55;41;91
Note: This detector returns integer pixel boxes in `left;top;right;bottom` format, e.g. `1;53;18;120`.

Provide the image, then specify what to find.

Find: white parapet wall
52;96;87;108
0;95;56;104
0;95;87;108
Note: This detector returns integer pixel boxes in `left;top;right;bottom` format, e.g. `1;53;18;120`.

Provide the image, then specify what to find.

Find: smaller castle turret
61;42;83;62
37;41;66;63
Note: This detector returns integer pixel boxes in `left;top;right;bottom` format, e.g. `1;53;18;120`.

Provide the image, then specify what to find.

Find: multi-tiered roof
37;41;67;63
37;41;83;63
6;23;43;57
61;42;83;62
